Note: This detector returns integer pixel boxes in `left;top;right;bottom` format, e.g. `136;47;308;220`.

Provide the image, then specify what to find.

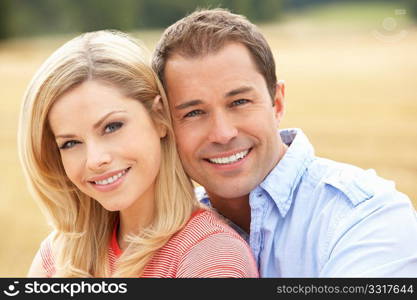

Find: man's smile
204;149;252;165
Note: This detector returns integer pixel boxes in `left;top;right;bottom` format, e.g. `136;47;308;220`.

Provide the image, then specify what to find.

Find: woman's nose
86;144;112;172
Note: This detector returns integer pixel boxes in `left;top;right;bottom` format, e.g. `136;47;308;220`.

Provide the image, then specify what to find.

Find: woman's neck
117;183;156;251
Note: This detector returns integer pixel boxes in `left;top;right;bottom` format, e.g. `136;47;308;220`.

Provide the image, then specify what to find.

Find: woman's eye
59;140;79;150
184;110;204;118
231;99;250;107
104;122;123;134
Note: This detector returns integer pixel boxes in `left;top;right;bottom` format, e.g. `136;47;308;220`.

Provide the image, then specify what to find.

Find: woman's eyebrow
55;110;127;139
92;110;127;129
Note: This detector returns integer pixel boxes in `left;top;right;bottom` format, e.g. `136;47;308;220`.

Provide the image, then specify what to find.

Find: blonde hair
18;30;198;277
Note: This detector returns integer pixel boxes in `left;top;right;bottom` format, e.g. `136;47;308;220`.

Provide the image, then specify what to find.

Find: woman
18;30;258;277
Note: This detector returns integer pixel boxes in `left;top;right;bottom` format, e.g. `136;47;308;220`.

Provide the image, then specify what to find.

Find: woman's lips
88;167;131;192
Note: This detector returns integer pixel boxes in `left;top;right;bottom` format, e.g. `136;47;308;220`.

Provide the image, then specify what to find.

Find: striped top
40;209;259;277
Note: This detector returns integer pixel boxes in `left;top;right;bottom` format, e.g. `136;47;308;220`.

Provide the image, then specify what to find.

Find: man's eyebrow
225;86;253;98
55;110;127;139
173;87;254;110
174;99;204;110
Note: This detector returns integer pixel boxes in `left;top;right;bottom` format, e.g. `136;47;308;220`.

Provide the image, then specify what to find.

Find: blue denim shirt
197;128;417;277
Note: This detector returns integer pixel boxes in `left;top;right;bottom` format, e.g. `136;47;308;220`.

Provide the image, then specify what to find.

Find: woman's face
48;80;163;212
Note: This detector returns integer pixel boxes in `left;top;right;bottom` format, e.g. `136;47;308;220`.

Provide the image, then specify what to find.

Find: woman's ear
151;95;167;138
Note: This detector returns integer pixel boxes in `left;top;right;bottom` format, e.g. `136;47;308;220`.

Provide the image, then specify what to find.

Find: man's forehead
165;45;260;85
165;42;252;67
163;42;269;105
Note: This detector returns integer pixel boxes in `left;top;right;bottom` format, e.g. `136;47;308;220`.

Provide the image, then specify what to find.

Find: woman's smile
88;167;131;192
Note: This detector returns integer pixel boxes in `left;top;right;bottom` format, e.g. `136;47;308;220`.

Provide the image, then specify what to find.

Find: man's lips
203;148;252;165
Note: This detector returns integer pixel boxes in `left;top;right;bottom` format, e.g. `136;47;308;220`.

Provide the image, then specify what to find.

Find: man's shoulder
306;157;406;208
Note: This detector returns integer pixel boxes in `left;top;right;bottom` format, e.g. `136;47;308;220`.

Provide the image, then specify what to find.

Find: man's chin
205;183;254;201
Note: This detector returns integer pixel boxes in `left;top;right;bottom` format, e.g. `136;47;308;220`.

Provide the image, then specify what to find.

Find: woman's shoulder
178;208;256;251
27;231;56;277
173;209;244;246
172;209;259;277
160;208;247;254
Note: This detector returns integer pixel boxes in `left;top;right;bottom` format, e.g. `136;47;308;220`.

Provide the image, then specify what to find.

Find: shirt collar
110;218;122;258
258;128;315;218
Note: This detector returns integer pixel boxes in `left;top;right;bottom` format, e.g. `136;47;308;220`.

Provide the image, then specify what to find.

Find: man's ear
151;95;167;138
273;80;285;122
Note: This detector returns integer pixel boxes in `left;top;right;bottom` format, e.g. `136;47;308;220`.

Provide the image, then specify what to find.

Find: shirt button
257;193;262;197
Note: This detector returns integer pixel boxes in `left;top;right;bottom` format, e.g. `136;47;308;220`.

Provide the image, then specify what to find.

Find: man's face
164;42;285;200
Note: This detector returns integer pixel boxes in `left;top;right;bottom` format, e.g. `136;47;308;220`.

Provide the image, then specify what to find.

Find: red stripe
41;209;258;278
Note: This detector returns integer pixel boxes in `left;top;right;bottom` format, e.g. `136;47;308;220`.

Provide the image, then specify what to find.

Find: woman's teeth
94;169;128;185
208;150;249;165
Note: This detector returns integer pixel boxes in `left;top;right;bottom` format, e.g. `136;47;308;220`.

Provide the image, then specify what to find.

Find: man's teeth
94;169;127;185
208;150;249;165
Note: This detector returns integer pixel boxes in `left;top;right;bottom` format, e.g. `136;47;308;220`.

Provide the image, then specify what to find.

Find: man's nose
207;111;238;144
86;144;112;172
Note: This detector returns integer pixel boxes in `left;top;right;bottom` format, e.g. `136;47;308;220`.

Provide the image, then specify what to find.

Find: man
152;8;417;277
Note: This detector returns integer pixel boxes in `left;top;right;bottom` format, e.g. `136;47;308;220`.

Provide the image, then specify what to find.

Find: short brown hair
152;8;277;101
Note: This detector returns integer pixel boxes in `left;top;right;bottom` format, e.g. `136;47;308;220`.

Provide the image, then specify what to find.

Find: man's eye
231;99;250;107
104;122;123;134
59;140;79;150
184;110;204;118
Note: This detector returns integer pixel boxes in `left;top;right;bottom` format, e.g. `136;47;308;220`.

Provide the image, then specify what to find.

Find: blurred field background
1;0;416;276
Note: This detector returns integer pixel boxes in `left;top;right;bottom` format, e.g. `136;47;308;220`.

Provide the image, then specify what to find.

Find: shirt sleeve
176;232;259;278
320;188;417;277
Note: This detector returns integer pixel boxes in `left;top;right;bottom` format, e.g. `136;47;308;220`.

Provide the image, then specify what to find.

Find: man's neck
208;192;251;233
206;138;289;234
